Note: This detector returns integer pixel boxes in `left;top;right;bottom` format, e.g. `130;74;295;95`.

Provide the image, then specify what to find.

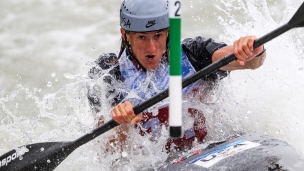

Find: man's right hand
112;101;142;125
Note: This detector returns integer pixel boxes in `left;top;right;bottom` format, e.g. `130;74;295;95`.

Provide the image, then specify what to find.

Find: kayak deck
156;133;304;171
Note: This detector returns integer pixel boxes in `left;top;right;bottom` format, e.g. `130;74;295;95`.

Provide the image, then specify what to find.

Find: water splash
213;0;304;155
1;0;304;170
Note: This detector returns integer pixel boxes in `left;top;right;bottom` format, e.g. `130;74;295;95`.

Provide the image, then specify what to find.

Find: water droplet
122;151;128;157
51;72;56;77
47;82;52;87
47;159;51;163
41;147;44;151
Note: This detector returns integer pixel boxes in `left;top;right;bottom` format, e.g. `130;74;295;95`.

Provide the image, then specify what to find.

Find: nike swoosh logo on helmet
146;20;157;28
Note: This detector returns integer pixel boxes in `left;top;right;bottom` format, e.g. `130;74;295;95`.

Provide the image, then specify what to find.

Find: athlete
87;0;266;152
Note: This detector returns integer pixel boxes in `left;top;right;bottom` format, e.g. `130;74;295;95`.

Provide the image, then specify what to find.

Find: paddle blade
289;2;304;28
0;141;75;171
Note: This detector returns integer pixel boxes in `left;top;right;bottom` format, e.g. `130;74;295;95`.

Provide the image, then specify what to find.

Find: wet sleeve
87;53;125;112
182;36;229;80
88;53;118;79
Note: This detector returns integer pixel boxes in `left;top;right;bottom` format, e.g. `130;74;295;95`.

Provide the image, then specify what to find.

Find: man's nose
147;39;156;53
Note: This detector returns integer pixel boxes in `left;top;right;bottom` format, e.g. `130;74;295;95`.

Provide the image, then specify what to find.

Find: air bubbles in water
33;87;42;93
47;81;52;87
190;1;193;8
51;72;56;77
247;109;252;115
256;121;259;128
122;151;128;158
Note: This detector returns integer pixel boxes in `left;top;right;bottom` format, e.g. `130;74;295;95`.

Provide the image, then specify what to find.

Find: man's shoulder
182;36;226;48
95;53;118;70
88;53;119;79
181;36;229;80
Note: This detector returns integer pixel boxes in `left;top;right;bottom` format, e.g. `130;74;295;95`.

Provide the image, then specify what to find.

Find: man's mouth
146;55;155;59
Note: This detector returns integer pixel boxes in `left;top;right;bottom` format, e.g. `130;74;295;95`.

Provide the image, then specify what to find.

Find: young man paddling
88;0;266;153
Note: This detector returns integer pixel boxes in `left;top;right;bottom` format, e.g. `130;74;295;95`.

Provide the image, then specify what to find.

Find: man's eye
156;34;162;37
138;36;145;39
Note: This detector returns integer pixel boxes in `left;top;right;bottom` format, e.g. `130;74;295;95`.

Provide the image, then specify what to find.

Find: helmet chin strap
126;45;147;72
124;32;146;71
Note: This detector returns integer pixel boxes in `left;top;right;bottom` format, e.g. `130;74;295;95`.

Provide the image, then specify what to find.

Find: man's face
123;29;168;70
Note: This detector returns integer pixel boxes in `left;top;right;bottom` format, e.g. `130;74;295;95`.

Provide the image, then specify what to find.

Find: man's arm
212;36;266;71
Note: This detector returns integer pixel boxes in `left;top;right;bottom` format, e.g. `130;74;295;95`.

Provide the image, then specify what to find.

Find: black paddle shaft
1;2;304;171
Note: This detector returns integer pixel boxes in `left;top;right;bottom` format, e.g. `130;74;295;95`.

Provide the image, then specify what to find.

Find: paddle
1;2;304;171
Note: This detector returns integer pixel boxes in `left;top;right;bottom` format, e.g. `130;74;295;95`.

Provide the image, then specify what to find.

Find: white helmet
120;0;169;32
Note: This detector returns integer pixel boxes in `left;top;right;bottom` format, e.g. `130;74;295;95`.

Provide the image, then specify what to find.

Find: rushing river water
1;0;304;170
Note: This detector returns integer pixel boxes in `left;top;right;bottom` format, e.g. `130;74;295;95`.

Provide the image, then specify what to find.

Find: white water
1;0;304;170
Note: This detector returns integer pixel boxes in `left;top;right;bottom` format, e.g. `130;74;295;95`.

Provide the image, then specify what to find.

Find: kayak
1;132;303;170
156;133;304;171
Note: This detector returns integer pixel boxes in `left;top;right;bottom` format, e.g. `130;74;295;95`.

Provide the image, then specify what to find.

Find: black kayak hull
157;133;304;171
